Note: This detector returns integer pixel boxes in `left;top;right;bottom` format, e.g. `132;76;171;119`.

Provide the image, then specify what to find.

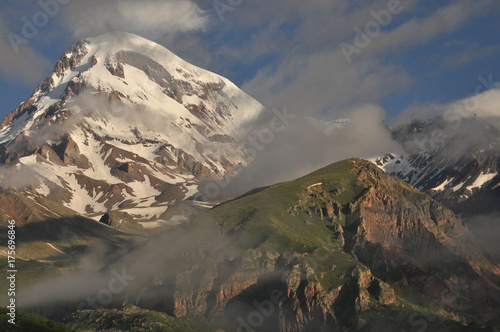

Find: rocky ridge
43;158;500;332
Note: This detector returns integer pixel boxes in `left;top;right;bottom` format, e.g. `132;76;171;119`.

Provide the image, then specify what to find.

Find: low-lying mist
212;103;399;199
14;218;226;317
466;212;500;262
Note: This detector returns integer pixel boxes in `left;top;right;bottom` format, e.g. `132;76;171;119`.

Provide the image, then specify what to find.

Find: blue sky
0;0;499;123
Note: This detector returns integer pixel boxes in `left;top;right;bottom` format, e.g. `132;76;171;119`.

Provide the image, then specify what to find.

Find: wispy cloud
442;44;500;68
219;104;399;197
178;0;496;122
63;0;210;39
394;88;500;125
369;0;490;54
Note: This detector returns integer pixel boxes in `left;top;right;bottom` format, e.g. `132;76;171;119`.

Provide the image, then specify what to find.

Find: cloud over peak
66;0;210;39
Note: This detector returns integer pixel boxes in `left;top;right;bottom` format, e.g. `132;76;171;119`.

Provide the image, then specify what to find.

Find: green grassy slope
6;159;499;331
0;307;73;331
109;158;497;331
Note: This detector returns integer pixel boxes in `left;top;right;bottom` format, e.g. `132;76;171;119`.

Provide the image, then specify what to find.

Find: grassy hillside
7;159;500;331
0;307;73;331
81;158;496;331
68;304;229;332
0;190;144;298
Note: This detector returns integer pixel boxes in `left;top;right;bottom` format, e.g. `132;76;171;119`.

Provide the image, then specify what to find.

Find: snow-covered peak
84;31;226;84
1;31;263;135
0;32;265;221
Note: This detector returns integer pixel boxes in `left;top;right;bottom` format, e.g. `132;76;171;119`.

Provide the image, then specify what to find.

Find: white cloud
442;45;500;68
204;0;495;121
64;0;210;39
218;104;399;197
369;1;488;54
242;47;412;119
393;87;500;125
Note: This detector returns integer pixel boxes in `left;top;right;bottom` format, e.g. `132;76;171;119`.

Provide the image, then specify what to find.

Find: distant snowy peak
373;118;500;215
0;32;265;220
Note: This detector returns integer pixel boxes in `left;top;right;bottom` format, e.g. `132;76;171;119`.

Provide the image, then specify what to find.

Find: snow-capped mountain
373;117;500;216
0;32;264;220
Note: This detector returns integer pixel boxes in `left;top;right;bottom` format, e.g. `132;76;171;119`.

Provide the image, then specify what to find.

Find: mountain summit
0;32;264;219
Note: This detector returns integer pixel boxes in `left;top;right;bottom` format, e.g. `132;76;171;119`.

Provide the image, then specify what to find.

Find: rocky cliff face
134;247;396;332
349;163;499;322
0;32;264;220
63;158;498;331
288;160;500;325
